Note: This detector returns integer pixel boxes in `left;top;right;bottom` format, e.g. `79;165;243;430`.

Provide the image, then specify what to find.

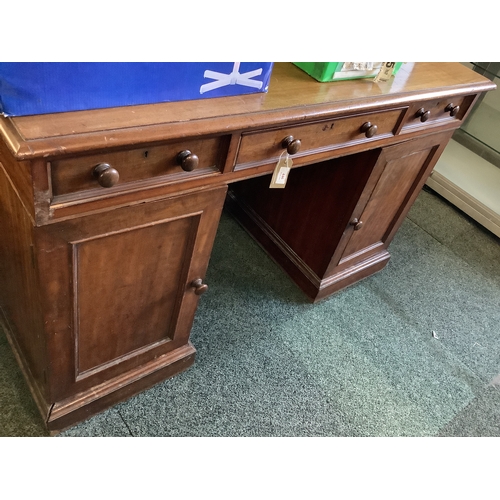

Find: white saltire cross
200;62;264;94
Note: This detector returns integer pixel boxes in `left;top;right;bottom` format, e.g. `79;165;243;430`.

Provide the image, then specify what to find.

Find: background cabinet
427;62;500;237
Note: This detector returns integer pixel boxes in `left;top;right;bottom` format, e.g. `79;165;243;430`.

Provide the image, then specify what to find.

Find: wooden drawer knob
360;122;378;138
190;278;208;295
350;218;363;230
176;150;199;172
416;108;431;122
93;163;119;188
281;135;301;155
445;103;460;116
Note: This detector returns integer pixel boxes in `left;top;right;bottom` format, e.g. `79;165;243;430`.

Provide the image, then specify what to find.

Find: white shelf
426;139;500;237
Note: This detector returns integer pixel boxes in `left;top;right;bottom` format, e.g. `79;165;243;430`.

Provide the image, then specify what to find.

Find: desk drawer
235;108;404;170
50;136;225;198
402;95;474;131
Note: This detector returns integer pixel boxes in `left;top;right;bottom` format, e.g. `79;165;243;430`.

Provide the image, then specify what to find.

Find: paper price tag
276;166;289;184
374;62;396;83
269;152;292;189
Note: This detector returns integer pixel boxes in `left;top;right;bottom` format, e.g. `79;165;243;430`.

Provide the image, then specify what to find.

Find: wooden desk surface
1;63;495;159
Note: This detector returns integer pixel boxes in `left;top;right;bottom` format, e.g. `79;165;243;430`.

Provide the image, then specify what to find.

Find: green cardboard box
293;62;403;82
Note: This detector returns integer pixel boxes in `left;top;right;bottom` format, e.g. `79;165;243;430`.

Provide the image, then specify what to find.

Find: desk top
0;62;495;160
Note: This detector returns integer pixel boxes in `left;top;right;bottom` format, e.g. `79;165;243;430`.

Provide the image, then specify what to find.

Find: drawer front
402;95;474;131
50;136;226;198
235;108;404;170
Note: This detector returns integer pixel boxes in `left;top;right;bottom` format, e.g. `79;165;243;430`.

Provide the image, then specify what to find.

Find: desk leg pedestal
227;134;451;302
0;169;227;432
1;310;196;433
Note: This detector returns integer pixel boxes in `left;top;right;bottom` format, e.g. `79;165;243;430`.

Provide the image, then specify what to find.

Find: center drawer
50;136;226;198
234;108;405;171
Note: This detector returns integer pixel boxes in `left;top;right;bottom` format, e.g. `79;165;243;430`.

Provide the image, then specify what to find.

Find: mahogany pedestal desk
0;63;495;433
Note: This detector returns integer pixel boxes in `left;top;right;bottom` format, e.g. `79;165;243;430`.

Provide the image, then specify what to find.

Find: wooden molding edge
225;191;321;294
315;251;391;302
0;308;51;425
47;343;196;433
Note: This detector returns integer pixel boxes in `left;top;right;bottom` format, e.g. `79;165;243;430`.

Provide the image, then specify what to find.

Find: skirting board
426;170;500;237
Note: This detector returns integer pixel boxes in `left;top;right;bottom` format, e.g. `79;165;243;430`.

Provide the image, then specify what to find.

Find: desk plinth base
47;344;196;434
0;309;196;434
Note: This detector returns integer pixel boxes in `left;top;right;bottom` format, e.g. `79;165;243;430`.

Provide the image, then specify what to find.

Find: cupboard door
34;186;226;401
338;133;451;269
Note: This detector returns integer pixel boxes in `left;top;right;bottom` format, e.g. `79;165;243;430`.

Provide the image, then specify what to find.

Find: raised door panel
34;185;227;401
75;215;196;377
338;132;452;269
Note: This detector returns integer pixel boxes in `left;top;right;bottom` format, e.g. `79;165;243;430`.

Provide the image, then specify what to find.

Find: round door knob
445;103;460;116
281;135;301;155
93;163;119;188
360;122;378;138
350;218;363;230
190;278;208;295
416;108;431;122
176;150;199;172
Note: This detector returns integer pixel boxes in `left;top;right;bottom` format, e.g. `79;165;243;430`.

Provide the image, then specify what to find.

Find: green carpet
1;188;499;437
